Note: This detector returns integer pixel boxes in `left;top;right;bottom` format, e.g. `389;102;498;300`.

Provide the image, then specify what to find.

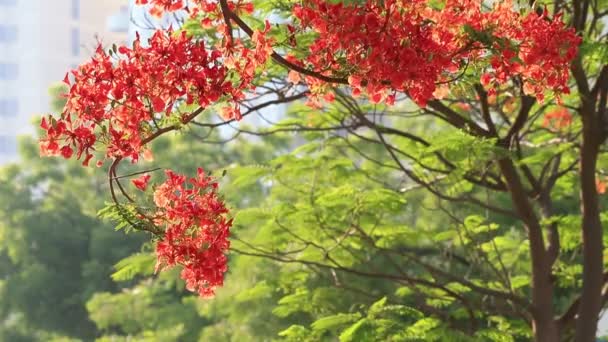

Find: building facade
0;0;129;164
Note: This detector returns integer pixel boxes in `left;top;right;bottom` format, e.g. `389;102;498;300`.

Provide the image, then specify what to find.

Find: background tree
0;84;285;340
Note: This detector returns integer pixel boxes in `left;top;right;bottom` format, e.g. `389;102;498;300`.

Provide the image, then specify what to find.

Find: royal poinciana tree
38;0;608;340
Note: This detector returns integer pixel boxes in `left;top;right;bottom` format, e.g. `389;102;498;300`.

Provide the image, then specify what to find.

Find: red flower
287;70;301;84
597;178;607;195
543;107;573;130
132;174;151;191
60;145;73;159
152;97;165;113
480;73;492;87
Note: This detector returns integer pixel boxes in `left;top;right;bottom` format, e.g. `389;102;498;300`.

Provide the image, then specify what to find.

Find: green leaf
278;325;310;340
229;165;272;188
368;296;387;314
272;289;311;317
235;281;273;302
339;318;374;342
311;313;362;331
111;253;155;281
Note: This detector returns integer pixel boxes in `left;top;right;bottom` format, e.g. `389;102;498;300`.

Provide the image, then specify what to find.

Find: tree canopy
22;0;608;341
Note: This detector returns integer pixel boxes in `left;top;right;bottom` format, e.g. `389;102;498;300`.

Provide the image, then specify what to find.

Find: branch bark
497;158;558;341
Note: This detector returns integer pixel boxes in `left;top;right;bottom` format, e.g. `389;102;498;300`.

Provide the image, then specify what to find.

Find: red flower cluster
120;1;273;120
293;0;456;106
135;0;184;17
293;0;580;106
219;20;274;119
40;30;239;164
40;117;97;165
151;169;232;297
542;106;573;130
125;1;580;107
136;0;253;18
497;6;579;101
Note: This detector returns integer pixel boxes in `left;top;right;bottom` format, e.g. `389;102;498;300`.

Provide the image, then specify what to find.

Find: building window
0;0;17;6
0;63;18;80
71;28;80;56
72;0;79;20
0;135;16;155
0;25;17;43
0;98;18;118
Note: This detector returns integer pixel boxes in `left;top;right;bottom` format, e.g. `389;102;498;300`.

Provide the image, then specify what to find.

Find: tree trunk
533;317;560;342
574;122;604;342
497;158;559;341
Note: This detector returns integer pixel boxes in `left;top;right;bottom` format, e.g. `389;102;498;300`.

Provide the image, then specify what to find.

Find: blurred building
0;0;131;164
